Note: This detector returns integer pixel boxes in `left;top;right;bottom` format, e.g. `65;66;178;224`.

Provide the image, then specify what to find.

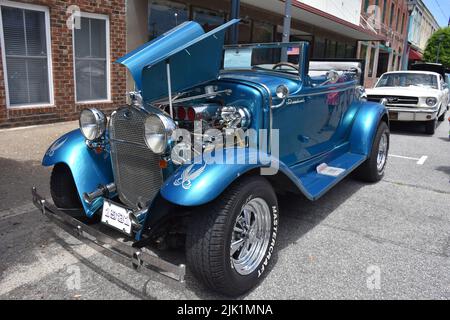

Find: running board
297;152;366;200
31;187;186;282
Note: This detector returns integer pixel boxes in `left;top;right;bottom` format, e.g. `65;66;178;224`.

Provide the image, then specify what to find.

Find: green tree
423;27;450;67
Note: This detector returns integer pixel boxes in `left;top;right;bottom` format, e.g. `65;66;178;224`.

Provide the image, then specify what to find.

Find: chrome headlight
79;108;107;140
426;97;437;106
144;113;176;154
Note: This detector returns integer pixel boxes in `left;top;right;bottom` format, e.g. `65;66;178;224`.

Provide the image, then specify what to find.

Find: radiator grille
109;107;163;209
367;95;419;106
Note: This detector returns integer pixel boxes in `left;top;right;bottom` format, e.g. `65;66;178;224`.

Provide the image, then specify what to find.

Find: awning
241;0;382;41
409;48;423;61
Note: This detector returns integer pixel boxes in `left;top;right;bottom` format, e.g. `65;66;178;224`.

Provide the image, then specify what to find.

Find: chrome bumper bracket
31;187;186;283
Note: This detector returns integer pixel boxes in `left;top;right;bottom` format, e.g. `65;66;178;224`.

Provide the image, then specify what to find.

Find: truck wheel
425;119;436;135
355;121;389;183
50;164;82;209
186;176;279;296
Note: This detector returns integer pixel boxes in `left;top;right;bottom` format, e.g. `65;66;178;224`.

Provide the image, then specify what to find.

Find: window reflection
148;0;188;40
192;7;225;32
253;21;274;43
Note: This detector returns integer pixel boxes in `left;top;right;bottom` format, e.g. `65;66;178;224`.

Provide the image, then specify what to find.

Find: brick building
0;0;126;128
358;0;410;87
1;0;408;128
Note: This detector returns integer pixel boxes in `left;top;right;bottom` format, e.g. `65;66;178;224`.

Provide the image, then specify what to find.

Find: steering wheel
272;62;299;71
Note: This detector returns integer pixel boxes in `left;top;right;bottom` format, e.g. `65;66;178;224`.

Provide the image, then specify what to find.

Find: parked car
446;73;450;103
32;19;389;296
366;65;449;135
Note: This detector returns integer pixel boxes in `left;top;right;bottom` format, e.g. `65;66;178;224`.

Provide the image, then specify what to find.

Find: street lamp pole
281;0;292;62
401;0;416;70
436;35;444;63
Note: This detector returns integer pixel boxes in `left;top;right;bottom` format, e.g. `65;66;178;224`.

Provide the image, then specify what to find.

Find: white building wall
297;0;362;26
408;0;440;52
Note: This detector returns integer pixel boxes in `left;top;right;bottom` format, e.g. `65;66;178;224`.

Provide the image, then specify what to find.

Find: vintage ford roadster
33;19;389;296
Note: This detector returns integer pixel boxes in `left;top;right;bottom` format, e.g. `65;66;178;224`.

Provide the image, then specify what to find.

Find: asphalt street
0;119;449;300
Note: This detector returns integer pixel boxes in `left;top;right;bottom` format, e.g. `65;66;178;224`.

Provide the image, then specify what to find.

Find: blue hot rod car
33;19;389;296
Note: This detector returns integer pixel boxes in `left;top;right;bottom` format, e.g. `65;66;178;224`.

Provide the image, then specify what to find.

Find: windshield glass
223;43;304;76
376;73;438;89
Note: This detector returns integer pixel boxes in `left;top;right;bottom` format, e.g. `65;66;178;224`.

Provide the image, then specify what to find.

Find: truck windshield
376;73;438;89
223;43;304;76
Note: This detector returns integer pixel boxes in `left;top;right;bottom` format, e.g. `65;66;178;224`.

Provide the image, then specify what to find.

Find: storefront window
325;40;336;58
313;37;325;58
359;43;368;61
252;21;274;43
148;1;188;40
336;42;346;58
238;19;251;44
345;43;356;58
368;46;376;77
192;7;225;32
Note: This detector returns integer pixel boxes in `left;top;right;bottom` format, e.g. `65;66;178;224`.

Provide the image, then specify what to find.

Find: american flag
287;47;300;55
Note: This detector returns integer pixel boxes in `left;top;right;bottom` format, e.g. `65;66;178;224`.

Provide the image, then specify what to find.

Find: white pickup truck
366;68;449;134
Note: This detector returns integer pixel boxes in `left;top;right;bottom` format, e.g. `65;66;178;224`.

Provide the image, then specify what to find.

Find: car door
272;79;354;167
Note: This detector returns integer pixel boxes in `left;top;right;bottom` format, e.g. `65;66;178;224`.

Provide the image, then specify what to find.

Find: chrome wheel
230;198;272;276
377;132;388;172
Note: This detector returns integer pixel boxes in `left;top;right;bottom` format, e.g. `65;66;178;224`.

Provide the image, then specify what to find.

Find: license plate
389;112;398;120
101;200;132;235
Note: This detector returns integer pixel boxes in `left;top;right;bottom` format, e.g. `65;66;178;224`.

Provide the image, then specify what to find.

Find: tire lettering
257;205;278;278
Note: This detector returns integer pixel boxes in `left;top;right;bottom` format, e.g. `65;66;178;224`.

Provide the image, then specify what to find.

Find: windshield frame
222;42;308;80
375;72;439;90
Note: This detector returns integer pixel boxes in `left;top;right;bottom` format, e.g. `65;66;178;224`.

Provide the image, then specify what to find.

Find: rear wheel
50;164;82;210
355;121;389;182
186;176;278;297
425;118;437;135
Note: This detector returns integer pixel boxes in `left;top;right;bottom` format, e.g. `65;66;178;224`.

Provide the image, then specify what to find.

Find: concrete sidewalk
0;121;78;212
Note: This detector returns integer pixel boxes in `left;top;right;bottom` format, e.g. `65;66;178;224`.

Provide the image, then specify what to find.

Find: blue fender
160;148;312;206
349;101;388;156
42;129;114;216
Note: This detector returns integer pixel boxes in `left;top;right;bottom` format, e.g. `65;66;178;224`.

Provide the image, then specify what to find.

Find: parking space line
390;154;428;165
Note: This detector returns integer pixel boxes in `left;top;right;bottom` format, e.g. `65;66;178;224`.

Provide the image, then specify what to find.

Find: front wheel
355;121;390;182
438;108;446;121
425;118;436;135
186;176;279;297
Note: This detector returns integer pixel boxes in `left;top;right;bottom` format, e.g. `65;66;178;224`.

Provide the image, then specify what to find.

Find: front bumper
387;106;438;121
32;187;185;282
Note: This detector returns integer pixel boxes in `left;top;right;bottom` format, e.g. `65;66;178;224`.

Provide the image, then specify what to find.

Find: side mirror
443;83;449;90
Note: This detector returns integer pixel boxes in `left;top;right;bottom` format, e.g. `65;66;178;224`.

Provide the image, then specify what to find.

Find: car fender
349;101;388;156
42;129;114;216
160;148;312;206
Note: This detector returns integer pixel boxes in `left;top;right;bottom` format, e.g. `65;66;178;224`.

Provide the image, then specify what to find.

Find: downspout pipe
230;0;240;44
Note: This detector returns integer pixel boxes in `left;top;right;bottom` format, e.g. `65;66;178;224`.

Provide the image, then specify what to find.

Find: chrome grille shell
109;107;163;209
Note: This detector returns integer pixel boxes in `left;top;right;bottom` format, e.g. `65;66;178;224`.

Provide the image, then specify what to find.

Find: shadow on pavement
0;157;51;211
389;120;444;136
183;176;365;300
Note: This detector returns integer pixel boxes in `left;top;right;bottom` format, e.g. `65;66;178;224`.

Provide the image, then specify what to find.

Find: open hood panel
116;19;240;102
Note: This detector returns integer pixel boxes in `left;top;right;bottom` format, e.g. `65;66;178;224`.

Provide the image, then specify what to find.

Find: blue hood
116;19;240;102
